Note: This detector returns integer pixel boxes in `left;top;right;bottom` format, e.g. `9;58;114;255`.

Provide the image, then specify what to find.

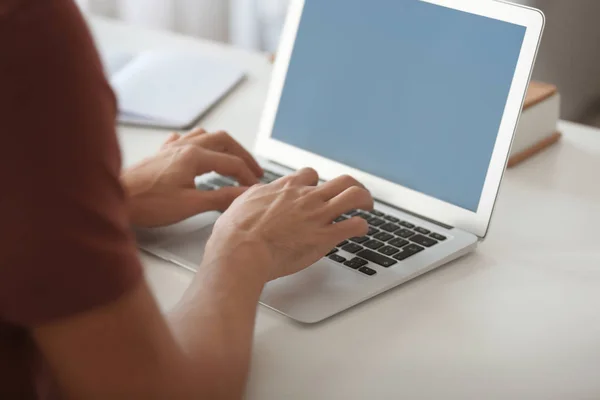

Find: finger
314;174;365;201
195;149;259;186
189;131;263;178
277;167;319;187
162;132;181;148
183;186;248;213
213;131;263;177
185;127;208;138
325;217;369;244
325;186;373;219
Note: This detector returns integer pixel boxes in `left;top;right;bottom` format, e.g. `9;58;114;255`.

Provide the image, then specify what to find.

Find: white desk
91;18;600;400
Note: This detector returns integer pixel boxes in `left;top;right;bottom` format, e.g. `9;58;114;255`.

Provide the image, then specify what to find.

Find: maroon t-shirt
0;1;143;398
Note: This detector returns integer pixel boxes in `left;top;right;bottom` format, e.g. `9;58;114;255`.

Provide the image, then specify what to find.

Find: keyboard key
334;216;347;223
384;216;400;223
359;266;377;276
346;209;360;217
399;221;415;229
197;183;215;191
357;249;397;268
342;243;364;254
430;233;447;241
396;229;416;238
364;240;384;250
370;210;385;217
344;257;368;269
410;235;438;247
367;227;380;236
261;170;283;183
327;249;338;256
357;213;371;221
369;218;385;227
393;244;424;261
337;240;349;247
329;254;347;263
208;177;236;187
350;236;369;244
379;246;400;256
415;227;431;235
374;232;394;242
405;244;425;252
381;223;400;233
388;238;409;248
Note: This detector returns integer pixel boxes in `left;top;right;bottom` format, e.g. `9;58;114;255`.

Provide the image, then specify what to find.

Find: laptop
136;0;544;323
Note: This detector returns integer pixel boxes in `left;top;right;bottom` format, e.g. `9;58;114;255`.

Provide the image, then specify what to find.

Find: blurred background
77;0;600;127
76;0;290;52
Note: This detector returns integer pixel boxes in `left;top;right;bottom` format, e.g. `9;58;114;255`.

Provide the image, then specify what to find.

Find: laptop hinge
265;160;454;230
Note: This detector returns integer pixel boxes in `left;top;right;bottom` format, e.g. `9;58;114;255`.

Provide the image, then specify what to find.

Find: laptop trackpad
135;212;220;270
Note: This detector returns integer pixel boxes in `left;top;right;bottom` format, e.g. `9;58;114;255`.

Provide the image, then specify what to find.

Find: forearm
168;253;268;399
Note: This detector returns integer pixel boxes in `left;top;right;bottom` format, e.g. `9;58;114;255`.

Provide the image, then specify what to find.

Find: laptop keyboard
196;169;283;191
198;169;448;278
327;208;448;276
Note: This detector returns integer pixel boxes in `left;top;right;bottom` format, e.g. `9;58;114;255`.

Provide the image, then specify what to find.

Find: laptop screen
271;0;527;212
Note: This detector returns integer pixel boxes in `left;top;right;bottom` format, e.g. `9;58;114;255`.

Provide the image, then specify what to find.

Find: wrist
120;170;151;227
202;237;274;285
121;167;145;196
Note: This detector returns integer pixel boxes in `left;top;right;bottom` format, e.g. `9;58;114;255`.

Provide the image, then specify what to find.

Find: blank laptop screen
271;0;527;212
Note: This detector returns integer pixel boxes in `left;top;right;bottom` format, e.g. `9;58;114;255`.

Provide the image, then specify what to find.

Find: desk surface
91;17;600;400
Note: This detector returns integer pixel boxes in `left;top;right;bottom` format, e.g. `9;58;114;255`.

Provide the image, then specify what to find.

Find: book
101;50;246;130
508;81;561;167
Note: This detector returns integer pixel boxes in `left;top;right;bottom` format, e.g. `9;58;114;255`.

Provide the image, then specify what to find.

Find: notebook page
110;51;245;127
101;51;135;78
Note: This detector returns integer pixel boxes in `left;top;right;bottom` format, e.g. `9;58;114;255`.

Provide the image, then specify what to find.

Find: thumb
183;186;249;214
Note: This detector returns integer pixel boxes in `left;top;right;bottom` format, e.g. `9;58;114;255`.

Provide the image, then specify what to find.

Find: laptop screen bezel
255;0;545;238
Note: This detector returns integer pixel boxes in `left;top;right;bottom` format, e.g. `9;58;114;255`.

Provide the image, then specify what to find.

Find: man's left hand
121;128;263;228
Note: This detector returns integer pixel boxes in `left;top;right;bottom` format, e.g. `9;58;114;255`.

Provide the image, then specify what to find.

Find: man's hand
37;165;373;400
122;128;263;228
204;168;374;281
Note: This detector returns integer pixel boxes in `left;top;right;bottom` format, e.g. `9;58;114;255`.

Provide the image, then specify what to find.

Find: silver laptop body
136;0;544;323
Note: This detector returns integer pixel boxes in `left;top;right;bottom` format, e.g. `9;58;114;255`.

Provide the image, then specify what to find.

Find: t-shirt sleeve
0;0;143;326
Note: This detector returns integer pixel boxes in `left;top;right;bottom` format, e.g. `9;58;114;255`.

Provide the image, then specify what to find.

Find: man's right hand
204;168;374;281
33;166;372;400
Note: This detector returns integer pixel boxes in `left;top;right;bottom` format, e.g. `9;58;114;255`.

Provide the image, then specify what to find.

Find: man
0;1;372;399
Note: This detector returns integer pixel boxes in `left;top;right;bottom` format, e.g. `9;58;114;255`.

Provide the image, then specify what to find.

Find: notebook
102;50;246;130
